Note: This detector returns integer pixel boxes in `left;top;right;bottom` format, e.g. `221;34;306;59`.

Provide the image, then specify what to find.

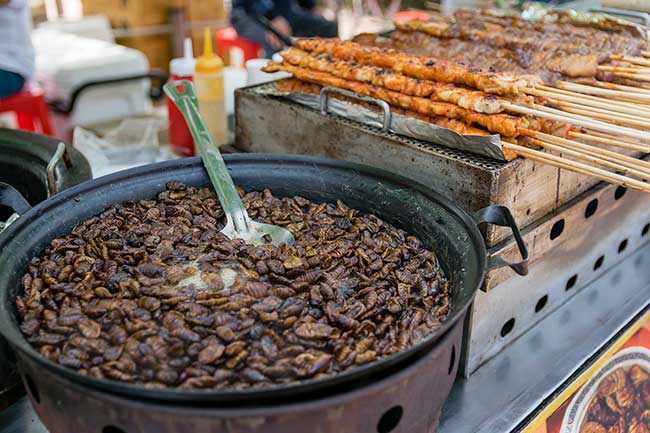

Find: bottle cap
195;27;224;74
170;38;196;77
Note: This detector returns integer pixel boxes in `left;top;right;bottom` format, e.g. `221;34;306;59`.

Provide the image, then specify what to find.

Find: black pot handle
474;205;529;276
46;142;70;196
0;183;31;233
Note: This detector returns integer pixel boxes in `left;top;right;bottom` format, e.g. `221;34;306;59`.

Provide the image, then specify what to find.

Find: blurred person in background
0;0;34;98
231;0;338;57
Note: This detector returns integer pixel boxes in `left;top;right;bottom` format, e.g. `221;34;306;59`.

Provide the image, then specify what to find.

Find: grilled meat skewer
280;48;536;113
395;20;599;78
264;61;541;136
294;38;538;96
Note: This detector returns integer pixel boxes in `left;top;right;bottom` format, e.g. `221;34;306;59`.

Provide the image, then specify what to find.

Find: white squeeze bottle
194;28;227;145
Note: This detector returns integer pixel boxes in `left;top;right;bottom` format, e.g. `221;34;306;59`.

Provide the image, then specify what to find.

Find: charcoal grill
235;84;609;248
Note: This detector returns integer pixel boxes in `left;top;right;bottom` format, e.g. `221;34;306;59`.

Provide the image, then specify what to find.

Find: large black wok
0;155;526;432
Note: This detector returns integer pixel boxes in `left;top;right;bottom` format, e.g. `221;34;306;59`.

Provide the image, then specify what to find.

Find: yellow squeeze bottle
194;28;227;146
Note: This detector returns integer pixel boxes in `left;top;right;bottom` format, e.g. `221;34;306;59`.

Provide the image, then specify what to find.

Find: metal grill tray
257;84;509;161
236;84;606;247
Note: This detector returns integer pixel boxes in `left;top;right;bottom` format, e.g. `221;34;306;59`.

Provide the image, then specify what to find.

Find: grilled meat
264;61;540;137
280;48;535;113
294;38;538;95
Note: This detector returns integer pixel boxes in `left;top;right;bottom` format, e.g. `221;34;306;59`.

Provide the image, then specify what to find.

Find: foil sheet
255;83;509;162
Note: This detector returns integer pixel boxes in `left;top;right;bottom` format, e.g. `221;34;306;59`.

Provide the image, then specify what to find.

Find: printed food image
580;365;650;433
15;183;451;390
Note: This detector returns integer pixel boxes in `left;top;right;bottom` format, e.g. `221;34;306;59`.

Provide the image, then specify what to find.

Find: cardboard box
83;0;226;28
83;0;172;28
186;0;226;22
84;0;227;71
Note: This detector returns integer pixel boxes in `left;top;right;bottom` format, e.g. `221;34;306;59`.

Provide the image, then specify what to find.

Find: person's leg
0;70;25;98
291;11;338;38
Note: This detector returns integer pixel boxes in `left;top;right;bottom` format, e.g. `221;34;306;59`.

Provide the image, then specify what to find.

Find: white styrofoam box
32;28;151;138
36;15;114;43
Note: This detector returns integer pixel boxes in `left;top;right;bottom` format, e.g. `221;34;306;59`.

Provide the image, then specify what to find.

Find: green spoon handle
164;80;251;233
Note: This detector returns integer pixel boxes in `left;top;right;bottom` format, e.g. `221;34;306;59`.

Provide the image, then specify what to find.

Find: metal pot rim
0;154;487;404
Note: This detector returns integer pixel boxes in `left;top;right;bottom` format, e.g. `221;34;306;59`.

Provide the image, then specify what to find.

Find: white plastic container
32;29;150;139
36;15;114;42
224;48;247;115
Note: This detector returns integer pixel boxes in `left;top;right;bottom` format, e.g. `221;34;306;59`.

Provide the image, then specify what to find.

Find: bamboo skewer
599;65;650;74
548;98;650;123
502;141;650;192
529;104;650;141
537;84;650;109
529;138;650;181
572;129;646;147
562;135;650;169
609;54;650;67
566;80;650;93
641;51;650;58
544;98;650;123
522;130;650;175
526;86;650;117
557;81;650;98
548;102;650;129
548;99;650;123
606;71;650;83
503;102;650;141
568;131;650;153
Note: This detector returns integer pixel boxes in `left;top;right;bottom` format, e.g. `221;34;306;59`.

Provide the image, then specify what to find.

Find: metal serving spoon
164;80;294;248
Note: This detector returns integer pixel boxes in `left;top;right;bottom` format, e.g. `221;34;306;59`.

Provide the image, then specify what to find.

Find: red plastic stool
0;83;55;136
215;27;263;65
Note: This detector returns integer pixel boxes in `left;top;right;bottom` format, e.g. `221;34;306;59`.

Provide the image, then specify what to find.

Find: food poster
522;311;650;433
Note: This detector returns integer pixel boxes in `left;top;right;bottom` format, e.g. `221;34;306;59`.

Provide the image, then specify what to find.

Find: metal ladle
164;80;294;248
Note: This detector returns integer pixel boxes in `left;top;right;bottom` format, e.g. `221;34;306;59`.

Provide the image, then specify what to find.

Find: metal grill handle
474;205;529;276
319;86;392;133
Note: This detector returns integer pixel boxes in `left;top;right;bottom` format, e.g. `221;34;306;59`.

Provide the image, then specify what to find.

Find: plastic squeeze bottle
167;38;196;156
194;28;227;146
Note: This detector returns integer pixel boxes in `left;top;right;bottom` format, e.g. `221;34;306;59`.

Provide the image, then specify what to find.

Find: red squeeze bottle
167;38;197;156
